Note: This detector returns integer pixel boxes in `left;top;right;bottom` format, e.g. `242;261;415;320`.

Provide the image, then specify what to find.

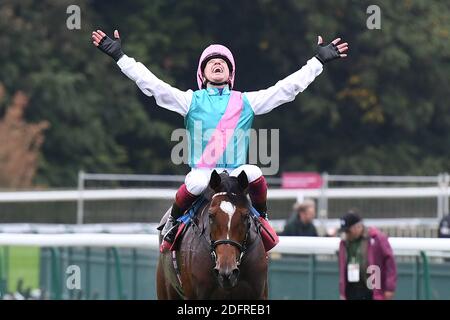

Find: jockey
92;30;348;252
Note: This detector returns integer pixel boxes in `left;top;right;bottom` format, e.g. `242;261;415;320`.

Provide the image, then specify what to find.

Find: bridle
209;192;250;266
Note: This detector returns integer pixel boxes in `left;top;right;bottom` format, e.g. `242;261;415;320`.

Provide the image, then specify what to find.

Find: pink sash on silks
196;91;244;168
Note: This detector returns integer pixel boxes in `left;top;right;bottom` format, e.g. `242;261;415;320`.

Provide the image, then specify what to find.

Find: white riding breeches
184;165;263;195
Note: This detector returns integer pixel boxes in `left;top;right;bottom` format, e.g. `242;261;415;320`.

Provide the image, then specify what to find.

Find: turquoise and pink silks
185;87;254;169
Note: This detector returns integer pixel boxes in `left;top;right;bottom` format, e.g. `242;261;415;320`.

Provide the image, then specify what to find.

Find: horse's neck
195;201;211;235
248;215;261;244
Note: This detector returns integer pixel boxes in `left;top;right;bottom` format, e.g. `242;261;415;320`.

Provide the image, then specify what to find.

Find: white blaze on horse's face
220;201;236;240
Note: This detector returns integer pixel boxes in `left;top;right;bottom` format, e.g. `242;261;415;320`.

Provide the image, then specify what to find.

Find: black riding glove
97;33;124;62
315;42;340;65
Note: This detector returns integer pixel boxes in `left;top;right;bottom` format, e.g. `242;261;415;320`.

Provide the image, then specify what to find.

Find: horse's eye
208;212;214;222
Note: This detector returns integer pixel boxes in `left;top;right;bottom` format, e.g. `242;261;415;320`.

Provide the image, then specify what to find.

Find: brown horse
156;170;268;299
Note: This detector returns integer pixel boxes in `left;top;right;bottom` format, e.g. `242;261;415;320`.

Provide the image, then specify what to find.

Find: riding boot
249;176;268;219
159;203;183;253
160;183;200;252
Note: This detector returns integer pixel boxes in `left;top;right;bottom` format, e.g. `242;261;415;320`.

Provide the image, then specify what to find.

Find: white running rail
1;234;449;257
0;187;448;202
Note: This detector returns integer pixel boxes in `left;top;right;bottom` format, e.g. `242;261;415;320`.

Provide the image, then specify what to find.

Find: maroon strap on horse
169;223;187;251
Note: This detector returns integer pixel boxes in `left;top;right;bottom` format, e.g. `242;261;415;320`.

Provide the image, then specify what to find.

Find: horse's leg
166;285;183;300
157;255;185;300
263;278;268;299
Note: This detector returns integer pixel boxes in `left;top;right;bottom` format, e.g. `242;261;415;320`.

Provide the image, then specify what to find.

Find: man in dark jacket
438;214;450;238
281;199;318;236
338;211;397;300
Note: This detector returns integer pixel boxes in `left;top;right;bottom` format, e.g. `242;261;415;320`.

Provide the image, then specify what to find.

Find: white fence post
437;173;449;220
444;173;449;217
318;172;329;220
76;171;85;225
437;173;443;220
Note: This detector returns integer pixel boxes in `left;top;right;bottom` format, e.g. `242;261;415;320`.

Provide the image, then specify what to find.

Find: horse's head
208;170;250;289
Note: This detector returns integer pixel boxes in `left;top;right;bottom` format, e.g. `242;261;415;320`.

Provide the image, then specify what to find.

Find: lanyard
347;239;362;264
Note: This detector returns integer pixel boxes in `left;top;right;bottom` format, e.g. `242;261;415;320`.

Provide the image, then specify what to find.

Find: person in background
338;211;397;300
438;214;450;238
438;214;450;263
281;199;318;236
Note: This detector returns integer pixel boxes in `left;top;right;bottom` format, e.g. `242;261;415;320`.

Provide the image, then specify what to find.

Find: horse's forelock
218;175;247;207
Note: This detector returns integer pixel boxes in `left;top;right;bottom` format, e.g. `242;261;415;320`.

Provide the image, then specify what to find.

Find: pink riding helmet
197;44;236;90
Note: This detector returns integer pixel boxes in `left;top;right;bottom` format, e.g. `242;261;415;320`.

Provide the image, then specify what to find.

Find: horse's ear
209;170;221;191
237;171;249;191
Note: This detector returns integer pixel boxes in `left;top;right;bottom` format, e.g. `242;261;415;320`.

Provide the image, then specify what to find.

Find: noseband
209;192;250;266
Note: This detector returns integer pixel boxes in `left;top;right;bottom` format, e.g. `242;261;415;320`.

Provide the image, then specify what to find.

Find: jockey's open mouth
212;64;224;74
203;58;230;85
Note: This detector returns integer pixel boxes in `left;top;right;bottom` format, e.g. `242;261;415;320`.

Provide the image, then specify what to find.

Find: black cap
339;211;362;232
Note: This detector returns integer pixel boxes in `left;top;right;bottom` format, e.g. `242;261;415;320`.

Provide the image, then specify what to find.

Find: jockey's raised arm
117;55;193;116
92;29;192;117
244;56;323;115
93;30;347;117
244;36;348;115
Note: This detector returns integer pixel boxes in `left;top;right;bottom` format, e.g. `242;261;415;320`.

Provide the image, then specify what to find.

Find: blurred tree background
0;0;449;188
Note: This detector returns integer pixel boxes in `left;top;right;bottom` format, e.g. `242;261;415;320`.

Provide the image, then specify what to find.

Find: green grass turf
0;246;40;292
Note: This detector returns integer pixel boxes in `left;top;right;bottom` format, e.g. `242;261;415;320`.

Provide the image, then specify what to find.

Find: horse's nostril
232;268;240;278
213;268;219;277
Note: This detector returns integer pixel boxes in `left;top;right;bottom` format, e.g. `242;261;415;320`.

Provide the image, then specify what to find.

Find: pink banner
281;172;323;189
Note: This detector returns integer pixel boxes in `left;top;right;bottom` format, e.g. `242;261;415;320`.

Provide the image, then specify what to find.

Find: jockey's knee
231;165;262;183
185;171;209;195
